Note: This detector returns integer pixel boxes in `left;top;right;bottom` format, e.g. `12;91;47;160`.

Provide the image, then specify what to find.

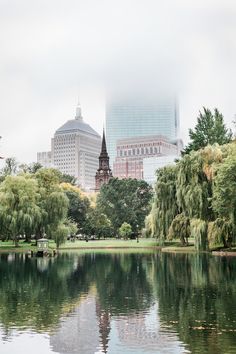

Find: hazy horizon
0;0;236;165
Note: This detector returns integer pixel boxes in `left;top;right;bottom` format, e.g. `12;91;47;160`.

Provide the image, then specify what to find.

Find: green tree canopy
19;162;43;174
213;153;236;244
146;165;178;243
60;183;90;230
83;209;113;238
97;178;153;234
184;107;232;154
34;168;69;239
146;143;236;250
0;176;41;244
59;173;77;185
119;222;132;239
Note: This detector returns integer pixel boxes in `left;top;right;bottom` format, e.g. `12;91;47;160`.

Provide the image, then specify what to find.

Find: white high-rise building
51;102;101;190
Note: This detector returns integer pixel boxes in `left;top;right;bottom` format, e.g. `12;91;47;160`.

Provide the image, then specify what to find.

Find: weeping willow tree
0;170;71;247
175;145;226;250
176;145;223;221
191;219;208;251
34;168;69;239
0;176;41;245
212;151;236;246
168;213;190;246
145;201;159;238
208;218;233;248
146;143;236;250
146;165;179;245
50;223;70;249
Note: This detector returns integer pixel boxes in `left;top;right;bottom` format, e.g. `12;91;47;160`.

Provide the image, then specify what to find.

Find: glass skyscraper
106;97;179;165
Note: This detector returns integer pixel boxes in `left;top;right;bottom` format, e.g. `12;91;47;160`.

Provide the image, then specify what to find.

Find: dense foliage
0;176;41;245
83;209;114;238
168;214;190;246
145;166;178;244
60;183;91;231
0;166;85;246
184;107;232;154
0;157;153;243
147;142;236;250
97;178;153;236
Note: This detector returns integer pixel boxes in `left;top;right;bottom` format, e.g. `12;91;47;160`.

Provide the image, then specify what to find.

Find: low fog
0;0;236;163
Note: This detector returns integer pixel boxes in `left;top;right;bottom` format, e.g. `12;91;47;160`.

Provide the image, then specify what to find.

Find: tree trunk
14;235;19;247
24;233;31;243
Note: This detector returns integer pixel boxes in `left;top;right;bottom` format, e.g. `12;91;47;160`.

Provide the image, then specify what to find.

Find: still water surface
0;252;235;354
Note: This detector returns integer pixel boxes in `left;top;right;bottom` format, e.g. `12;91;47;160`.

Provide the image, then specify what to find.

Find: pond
0;252;235;354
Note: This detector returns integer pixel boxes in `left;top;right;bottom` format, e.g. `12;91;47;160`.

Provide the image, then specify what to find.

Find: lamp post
136;224;139;243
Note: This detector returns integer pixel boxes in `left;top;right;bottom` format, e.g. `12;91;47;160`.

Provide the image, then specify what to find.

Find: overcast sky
0;0;236;164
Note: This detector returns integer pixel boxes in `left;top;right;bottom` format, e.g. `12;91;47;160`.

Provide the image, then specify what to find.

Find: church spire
95;129;113;191
101;128;108;156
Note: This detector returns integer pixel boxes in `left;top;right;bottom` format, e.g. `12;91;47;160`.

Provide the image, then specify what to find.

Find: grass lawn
59;238;160;249
0;238;160;252
0;240;38;252
161;238;196;253
1;238;235;254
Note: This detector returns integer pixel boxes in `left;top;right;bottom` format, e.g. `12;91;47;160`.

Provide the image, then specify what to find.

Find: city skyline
0;92;235;167
0;0;236;165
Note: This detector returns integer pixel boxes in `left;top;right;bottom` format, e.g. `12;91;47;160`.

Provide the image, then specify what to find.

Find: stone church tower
95;129;113;191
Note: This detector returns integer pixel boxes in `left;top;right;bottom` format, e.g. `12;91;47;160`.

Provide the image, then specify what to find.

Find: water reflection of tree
0;253;91;333
92;253;153;315
0;253;153;336
152;253;236;354
0;252;235;354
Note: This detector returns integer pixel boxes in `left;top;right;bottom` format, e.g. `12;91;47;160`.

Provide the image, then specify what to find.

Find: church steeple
100;128;108;158
96;300;111;354
95;129;113;191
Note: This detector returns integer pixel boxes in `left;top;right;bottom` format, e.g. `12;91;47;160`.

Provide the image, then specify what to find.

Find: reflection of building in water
50;294;111;354
50;295;185;354
115;304;185;353
96;301;111;353
36;257;50;272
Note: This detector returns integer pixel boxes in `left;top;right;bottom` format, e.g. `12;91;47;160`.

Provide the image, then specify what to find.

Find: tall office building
106;96;179;166
51;102;101;191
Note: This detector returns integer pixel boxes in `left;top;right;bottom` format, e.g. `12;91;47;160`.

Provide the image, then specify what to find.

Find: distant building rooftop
55;119;100;137
55;101;100;137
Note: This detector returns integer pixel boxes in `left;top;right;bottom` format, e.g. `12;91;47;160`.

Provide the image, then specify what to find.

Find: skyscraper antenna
75;98;82;120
